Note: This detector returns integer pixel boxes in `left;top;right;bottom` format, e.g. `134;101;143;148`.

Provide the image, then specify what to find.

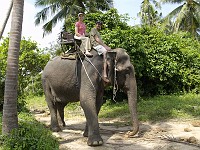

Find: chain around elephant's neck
113;59;118;102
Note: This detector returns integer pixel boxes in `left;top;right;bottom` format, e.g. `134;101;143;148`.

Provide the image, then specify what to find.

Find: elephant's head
106;48;139;136
106;48;133;87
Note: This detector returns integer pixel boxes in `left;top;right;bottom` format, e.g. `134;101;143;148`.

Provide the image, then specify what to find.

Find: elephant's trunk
126;71;139;137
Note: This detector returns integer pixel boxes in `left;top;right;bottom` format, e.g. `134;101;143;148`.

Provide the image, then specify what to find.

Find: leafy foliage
0;113;59;150
0;37;50;109
103;26;200;95
160;0;200;38
138;0;161;26
57;8;200;96
34;0;113;35
63;8;130;33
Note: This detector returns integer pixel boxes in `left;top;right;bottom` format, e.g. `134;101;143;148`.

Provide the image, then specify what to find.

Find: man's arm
94;35;111;50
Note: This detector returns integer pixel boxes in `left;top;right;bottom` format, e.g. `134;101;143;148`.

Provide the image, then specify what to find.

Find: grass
25;93;200;123
1;93;200;149
138;93;200;121
100;93;200;123
25;95;47;110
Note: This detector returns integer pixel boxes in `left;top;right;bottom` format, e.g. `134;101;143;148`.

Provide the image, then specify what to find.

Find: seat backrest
61;31;74;43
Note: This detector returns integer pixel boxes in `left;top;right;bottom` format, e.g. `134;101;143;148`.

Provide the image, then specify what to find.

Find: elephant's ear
106;51;117;82
116;52;132;72
107;51;117;60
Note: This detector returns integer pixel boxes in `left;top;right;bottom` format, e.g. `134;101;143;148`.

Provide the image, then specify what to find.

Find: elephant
42;48;139;146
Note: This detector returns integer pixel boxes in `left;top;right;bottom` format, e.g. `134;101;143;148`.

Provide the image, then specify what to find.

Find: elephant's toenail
93;141;98;145
99;141;103;145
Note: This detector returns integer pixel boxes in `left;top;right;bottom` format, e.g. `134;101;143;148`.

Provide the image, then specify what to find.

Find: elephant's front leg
83;89;104;138
80;96;103;146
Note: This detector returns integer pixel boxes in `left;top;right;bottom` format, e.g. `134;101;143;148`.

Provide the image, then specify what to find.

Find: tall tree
161;0;200;37
138;0;161;26
0;0;13;40
2;0;24;134
34;0;113;36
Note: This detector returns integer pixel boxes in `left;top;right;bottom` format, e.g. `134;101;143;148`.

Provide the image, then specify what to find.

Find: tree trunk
2;0;24;134
0;0;13;40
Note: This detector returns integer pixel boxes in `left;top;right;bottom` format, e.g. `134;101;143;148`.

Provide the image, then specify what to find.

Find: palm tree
0;0;13;40
2;0;24;134
35;0;113;36
161;0;200;37
138;0;161;26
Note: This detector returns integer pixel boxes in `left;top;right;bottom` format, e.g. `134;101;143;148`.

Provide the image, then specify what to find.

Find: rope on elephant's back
85;56;102;78
77;52;96;90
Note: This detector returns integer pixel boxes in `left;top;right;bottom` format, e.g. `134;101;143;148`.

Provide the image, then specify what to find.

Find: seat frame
60;31;81;52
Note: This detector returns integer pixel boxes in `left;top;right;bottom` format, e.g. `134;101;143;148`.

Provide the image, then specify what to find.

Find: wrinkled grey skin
42;48;139;146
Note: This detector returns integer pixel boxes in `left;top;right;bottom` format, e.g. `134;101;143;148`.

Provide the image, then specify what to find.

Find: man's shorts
93;45;107;55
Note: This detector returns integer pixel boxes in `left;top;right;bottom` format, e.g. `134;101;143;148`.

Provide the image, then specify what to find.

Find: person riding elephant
90;21;111;82
74;12;93;57
42;48;139;146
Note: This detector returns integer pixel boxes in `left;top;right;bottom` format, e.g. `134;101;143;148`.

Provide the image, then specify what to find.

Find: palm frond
173;4;188;32
35;6;51;25
35;0;113;36
35;0;58;6
42;6;68;36
160;0;185;4
162;4;183;22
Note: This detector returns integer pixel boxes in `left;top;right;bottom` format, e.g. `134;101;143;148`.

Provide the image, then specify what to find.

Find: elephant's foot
125;130;139;138
51;126;62;132
87;135;103;146
62;121;66;127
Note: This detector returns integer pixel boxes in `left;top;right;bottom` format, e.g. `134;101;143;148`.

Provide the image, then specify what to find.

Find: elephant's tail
42;77;59;103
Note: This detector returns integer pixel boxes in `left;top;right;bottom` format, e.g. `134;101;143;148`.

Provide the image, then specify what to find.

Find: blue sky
0;0;179;48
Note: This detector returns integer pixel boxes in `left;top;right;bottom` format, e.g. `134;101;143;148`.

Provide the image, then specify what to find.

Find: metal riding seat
60;31;81;53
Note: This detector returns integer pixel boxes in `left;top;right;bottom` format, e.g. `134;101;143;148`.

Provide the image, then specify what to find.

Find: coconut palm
161;0;200;37
2;0;24;134
138;0;161;26
0;0;13;39
35;0;113;36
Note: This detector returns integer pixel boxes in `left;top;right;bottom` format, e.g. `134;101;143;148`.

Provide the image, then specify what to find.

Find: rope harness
112;58;118;102
77;52;96;91
75;43;118;102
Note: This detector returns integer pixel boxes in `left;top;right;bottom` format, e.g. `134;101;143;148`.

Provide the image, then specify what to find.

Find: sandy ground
33;109;200;150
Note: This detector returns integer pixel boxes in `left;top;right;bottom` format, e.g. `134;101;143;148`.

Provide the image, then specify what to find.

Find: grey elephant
42;48;139;146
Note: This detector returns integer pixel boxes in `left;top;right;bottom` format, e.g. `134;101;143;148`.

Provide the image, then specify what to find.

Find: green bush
102;26;200;96
0;37;50;110
0;113;59;150
63;9;200;96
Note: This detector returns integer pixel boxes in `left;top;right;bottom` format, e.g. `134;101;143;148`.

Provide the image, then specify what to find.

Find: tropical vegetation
34;0;114;35
138;0;161;26
60;8;200;96
160;0;200;38
0;0;200;149
0;37;50;108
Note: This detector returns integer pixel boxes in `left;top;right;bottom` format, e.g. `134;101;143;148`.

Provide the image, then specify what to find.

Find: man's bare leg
103;52;109;82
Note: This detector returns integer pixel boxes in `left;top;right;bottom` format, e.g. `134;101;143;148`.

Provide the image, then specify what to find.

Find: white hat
78;13;84;17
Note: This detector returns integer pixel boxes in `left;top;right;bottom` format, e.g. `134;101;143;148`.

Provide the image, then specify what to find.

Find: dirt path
33;110;200;150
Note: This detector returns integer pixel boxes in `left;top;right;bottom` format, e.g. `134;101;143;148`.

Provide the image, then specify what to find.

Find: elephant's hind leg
46;100;62;131
57;102;67;127
44;83;61;132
